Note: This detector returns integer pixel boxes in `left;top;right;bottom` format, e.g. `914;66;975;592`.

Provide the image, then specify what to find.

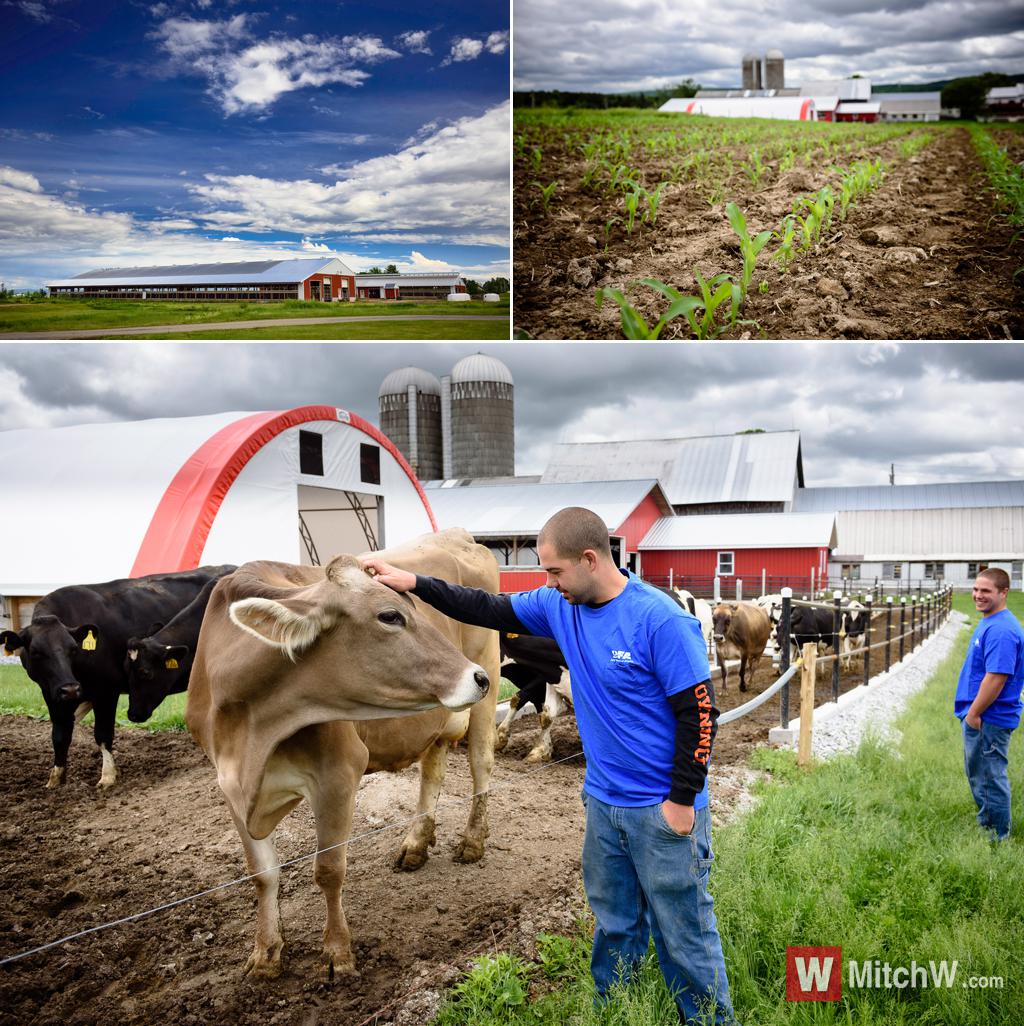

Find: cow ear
164;644;190;669
229;597;326;660
1;630;23;656
325;553;362;583
70;624;100;652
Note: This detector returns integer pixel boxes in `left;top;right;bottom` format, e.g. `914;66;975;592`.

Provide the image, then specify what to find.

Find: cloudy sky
0;0;508;290
514;0;1024;92
3;342;1023;487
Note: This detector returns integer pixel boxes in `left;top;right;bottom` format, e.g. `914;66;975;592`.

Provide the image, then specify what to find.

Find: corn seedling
603;216;621;252
643;183;668;226
740;148;770;189
534;180;558;215
596;282;701;340
772;214;798;272
726;201;773;302
531;148;543;174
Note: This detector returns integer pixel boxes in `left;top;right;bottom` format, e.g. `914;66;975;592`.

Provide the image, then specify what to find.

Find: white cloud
402;250;454;271
396;30;431;55
441;31;508;66
14;1;52;23
300;237;331;251
0;166;44;193
220;235;242;241
154;17;402;114
186;102;510;242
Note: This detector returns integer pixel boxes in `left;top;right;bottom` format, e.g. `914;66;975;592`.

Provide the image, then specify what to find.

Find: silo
446;354;514;479
765;49;785;91
742;52;761;91
378;367;443;481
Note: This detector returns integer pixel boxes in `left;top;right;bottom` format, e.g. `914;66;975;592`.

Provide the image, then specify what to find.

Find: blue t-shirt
511;571;711;809
955;609;1024;729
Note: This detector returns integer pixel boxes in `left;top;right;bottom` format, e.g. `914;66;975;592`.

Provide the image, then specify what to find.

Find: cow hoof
452;837;485;864
323;954;358;983
393;847;429;872
243;948;284;979
96;772;119;790
45;767;66;789
524;747;551;765
739;684;747;693
494;732;510;753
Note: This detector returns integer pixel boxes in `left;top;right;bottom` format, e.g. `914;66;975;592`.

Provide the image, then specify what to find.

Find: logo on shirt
611;650;632;662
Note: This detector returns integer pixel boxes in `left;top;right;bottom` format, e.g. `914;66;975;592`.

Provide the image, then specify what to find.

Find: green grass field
0;295;509;334
432;592;1024;1026
125;318;509;340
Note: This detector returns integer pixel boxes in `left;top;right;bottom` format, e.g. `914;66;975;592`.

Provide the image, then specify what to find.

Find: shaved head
537;506;613;562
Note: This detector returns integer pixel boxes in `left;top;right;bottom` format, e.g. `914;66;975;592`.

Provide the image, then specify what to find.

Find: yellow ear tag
505;632;519;639
165;658;179;670
82;631;97;651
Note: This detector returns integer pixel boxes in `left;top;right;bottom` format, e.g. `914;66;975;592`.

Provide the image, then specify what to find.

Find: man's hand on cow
359;557;417;593
661;800;695;836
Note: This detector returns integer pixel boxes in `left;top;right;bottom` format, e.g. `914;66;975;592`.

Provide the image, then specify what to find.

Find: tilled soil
513;124;1023;340
0;635;895;1025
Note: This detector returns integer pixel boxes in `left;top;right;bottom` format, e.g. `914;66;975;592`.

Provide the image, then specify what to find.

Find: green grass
432;597;1024;1026
0;664;188;731
0;295;509;334
119;317;510;340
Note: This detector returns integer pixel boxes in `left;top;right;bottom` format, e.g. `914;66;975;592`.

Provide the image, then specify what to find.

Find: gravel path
807;611;969;759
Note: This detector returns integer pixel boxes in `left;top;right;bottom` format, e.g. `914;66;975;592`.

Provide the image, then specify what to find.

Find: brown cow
711;602;772;693
186;529;500;980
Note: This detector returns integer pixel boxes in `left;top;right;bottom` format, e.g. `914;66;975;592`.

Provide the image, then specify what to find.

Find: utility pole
889;462;895;486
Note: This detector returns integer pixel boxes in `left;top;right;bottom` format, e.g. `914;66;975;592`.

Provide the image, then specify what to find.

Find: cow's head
842;601;865;635
2;616;99;705
125;635;191;722
226;554;489;717
712;603;737;643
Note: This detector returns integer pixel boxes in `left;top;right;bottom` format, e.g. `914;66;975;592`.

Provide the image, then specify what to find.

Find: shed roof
541;430;803;506
660;96;813;119
639;513;837;550
794;480;1024;512
832;508;1024;560
424;479;671;537
49;258;354;288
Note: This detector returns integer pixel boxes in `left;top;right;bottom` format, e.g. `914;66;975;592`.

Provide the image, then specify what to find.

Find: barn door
297;484;384;565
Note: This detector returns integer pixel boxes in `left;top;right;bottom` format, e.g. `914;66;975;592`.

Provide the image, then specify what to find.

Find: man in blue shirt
955;568;1024;840
362;508;735;1024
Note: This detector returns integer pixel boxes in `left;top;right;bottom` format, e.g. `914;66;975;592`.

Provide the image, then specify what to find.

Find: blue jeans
581;794;735;1024
962;720;1014;839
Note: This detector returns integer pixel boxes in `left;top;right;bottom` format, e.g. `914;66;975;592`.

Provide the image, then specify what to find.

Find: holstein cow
124;567;237;723
186;529;499;980
840;600;867;670
673;588;714;655
711;602;772;693
494;632;572;763
0;567;233;789
783;604;840;673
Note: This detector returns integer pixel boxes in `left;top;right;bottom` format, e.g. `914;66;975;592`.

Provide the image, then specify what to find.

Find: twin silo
742;50;785;91
378;354;514;481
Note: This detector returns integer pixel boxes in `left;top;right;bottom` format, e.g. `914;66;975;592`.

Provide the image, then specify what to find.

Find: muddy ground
513;123;1024;340
0;633;896;1026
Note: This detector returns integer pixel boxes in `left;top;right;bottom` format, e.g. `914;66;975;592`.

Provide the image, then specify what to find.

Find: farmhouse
0;406;435;632
47;259;466;302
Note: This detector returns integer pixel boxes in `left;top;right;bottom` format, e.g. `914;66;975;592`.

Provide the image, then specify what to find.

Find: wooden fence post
798;642;817;767
831;590;842;702
779;587;792;729
884;596;893;673
862;596;873;688
899;597;907;661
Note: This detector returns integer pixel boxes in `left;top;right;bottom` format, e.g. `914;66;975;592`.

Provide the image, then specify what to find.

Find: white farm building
0;407;436;631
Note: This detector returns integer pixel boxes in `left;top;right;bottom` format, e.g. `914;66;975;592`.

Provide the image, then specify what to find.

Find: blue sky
0;0;509;289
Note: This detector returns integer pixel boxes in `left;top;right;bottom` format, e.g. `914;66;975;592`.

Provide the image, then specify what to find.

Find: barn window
360;443;381;485
841;563;861;580
968;562;989;578
299;430;324;476
883;562;902;580
717;551;734;576
924;562;944;580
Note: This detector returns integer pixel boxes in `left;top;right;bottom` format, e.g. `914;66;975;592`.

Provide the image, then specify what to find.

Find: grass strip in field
0;297;508;334
431;596;1024;1026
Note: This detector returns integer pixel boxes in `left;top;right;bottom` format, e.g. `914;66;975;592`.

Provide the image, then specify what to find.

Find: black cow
779;605;842;672
0;566;235;789
495;632;571;763
125;567;237;723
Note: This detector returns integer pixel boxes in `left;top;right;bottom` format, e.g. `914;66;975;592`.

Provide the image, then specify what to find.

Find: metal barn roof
354;273;462;287
640;513;837;550
794;481;1024;512
541;430;803;506
832;508;1024;561
424;479;670;537
49;258;354;288
660;96;814;119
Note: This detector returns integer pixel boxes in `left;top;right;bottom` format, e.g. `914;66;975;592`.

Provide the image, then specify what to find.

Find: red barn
638;512;837;597
424;479;672;592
